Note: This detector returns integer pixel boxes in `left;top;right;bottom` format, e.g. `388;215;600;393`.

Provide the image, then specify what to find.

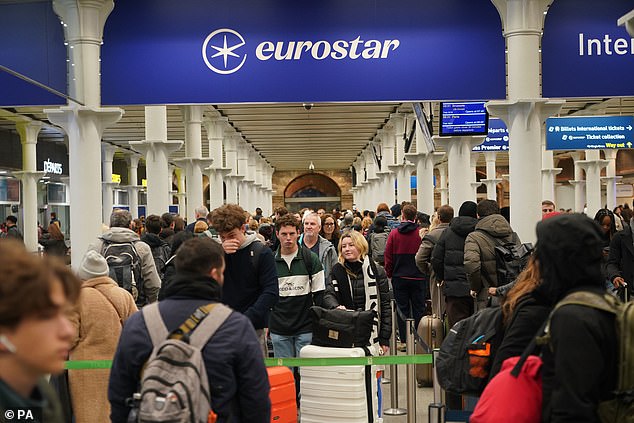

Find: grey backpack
369;231;389;266
137;302;232;423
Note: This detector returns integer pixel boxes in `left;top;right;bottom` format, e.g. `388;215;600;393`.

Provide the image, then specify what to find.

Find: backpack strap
187;304;233;349
142;303;169;348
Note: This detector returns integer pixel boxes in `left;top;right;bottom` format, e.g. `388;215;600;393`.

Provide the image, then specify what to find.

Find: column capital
12;171;46;182
483;151;498;162
102;181;120;188
16;120;44;145
101;143;118;162
541;168;562;177
52;0;114;45
434;135;484;152
576;159;609;172
603;149;619;161
180;105;204;124
45;105;123;134
619;9;634;37
173;157;214;169
129;139;183;157
126;152;142;168
490;0;553;36
569;180;587;187
207;167;232;177
486;99;565;131
601;176;623;184
203;116;229;140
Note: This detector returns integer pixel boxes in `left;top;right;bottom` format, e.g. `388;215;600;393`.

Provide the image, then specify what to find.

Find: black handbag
310;306;376;348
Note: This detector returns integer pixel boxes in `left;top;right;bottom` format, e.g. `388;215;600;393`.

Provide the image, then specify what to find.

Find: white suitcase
299;345;382;423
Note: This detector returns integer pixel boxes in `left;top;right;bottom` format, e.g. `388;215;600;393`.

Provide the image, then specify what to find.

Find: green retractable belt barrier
65;354;432;370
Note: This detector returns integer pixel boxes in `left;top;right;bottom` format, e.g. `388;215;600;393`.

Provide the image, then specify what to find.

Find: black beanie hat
458;201;477;218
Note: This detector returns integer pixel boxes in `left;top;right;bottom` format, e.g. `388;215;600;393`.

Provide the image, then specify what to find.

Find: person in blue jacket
108;237;271;423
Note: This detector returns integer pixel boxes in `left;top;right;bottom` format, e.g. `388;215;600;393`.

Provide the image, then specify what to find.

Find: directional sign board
546;116;634;150
473;118;509;152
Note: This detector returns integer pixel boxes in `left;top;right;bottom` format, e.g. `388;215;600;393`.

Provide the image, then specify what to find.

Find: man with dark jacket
534;214;618;423
464;200;520;311
209;204;279;355
431;201;478;327
606;217;634;299
108;238;271;423
416;204;453;317
4;215;23;241
141;214;171;277
384;204;427;342
185;205;210;233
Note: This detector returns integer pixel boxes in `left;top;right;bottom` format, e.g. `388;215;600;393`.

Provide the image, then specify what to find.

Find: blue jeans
270;332;313;359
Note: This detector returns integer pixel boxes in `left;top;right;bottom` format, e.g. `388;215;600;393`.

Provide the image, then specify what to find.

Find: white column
174;168;186;216
364;147;380;209
470;152;482;199
569;151;587;213
126;154;142;219
352;158;364;209
175;106;212;223
204;117;231;210
14;121;45;252
130;106;183;216
577;150;609;218
389;113;413;204
224;133;242;204
488;0;564;242
618;10;634;36
101;144;119;224
45;0;123;268
602;150;620;211
481;152;502;201
255;159;265;210
247;148;259;214
541;132;562;204
436;163;449;206
434;137;483;211
265;166;275;215
378;128;397;207
406;151;445;214
237;140;251;210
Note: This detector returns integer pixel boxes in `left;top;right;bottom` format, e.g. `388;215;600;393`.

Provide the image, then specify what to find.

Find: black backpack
436;306;504;395
101;239;143;301
150;242;171;278
493;241;533;287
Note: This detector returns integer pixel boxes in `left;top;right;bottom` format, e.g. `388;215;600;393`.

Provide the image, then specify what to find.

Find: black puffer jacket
323;259;392;346
431;216;477;297
532;214;618;423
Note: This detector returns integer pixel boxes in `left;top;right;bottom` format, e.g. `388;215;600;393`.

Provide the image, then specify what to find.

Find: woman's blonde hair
338;230;368;263
361;216;372;232
501;255;541;325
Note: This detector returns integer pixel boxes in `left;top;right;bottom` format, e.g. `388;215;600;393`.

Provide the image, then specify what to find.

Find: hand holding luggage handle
383;298;407;416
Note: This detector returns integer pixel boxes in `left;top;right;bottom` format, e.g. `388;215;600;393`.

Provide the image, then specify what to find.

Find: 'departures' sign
542;0;634;98
101;0;505;105
546;116;634;150
473;118;509;152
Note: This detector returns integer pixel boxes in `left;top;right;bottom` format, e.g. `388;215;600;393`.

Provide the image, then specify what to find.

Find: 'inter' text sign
546;116;634;150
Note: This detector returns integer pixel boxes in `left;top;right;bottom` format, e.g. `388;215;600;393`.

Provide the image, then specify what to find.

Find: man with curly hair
209;204;279;355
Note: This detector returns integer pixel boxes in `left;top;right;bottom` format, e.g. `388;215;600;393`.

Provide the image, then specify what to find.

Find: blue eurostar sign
546;116;634;150
473;118;509;152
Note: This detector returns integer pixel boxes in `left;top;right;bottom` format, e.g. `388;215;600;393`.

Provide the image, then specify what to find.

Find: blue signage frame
473;118;509;152
542;0;634;98
100;0;505;105
546;116;634;150
0;1;67;107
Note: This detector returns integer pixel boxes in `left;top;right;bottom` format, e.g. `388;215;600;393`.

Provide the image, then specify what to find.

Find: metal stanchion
406;318;416;423
428;349;445;423
383;299;407;416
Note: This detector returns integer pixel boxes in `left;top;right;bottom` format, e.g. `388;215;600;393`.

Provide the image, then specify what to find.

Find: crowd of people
0;198;631;423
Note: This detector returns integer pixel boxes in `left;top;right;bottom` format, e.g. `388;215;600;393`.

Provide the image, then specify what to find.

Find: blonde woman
322;230;391;355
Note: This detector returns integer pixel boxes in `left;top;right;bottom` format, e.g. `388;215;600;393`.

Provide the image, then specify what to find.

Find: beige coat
68;276;138;423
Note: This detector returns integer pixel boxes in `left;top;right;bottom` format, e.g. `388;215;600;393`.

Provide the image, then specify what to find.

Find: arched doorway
284;173;342;212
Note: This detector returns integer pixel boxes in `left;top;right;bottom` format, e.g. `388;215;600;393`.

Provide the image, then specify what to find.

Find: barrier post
406;318;416;423
384;299;407;416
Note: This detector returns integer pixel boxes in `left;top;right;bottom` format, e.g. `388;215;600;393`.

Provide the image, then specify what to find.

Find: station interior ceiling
0;96;633;175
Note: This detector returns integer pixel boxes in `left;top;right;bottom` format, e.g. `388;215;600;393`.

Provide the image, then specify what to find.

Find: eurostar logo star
202;28;247;75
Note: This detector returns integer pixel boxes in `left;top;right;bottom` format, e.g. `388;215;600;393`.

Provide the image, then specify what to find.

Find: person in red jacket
384;203;427;343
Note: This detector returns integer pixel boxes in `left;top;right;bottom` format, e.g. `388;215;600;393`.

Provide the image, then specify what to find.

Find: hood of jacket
238;232;261;250
81;276;119;289
100;227;140;243
163;271;223;300
474;214;513;239
449;216;478;237
533;213;604;304
318;235;336;252
140;232;165;248
397;221;419;234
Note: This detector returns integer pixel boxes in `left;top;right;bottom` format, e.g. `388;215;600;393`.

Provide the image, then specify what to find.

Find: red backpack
470;355;543;423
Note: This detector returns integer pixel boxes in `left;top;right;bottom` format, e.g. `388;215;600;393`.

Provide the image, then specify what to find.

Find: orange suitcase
267;366;297;423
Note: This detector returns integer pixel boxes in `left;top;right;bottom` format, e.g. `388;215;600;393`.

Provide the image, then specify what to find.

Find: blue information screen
440;102;489;136
546;116;634;150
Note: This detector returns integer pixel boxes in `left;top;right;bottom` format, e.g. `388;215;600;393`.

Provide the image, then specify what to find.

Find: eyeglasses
324;223;335;226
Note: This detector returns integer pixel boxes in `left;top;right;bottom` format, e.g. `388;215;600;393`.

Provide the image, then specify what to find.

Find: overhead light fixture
309;161;315;172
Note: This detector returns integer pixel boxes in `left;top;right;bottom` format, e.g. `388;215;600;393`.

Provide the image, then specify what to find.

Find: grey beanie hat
77;250;110;281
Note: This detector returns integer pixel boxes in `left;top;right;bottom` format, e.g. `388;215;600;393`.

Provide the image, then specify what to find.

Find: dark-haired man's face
542;203;555;215
277;225;299;255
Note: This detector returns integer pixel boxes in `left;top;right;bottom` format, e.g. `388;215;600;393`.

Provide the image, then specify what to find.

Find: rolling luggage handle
429;349;445;423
